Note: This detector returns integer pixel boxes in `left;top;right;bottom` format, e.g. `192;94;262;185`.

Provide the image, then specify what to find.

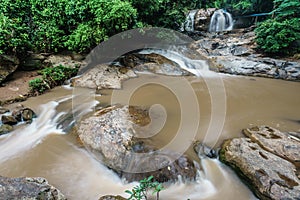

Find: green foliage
125;176;164;200
29;78;49;94
41;65;78;87
129;0;202;29
0;0;138;55
29;65;78;94
255;0;300;54
273;0;300;19
221;0;273;15
255;18;300;54
66;0;137;52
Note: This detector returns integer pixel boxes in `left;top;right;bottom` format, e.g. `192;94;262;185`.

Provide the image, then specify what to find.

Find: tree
255;0;300;54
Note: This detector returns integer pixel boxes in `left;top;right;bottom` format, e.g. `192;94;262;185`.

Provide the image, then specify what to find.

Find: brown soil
0;70;40;105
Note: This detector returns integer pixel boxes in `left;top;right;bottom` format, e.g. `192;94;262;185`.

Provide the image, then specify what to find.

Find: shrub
255;0;300;54
255;18;300;54
29;78;49;94
29;65;78;94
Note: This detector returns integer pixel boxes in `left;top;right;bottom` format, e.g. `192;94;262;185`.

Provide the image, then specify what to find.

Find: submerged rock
99;195;126;200
0;124;13;135
220;126;300;200
77;105;197;183
193;141;217;159
1;115;18;125
0;176;66;200
12;105;37;123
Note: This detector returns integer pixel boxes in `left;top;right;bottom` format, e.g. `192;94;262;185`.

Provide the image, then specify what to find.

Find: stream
0;50;300;199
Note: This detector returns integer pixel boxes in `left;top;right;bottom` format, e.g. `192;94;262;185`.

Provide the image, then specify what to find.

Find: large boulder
0;176;66;200
243;126;300;166
220;126;300;200
120;53;191;76
71;64;137;90
77;105;197;183
0;55;19;85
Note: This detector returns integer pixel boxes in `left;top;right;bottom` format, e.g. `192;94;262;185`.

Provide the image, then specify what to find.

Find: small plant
125;176;164;200
29;78;50;94
41;65;78;87
29;65;78;94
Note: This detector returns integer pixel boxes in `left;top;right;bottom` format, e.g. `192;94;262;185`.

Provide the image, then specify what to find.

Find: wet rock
193;141;217;159
77;105;197;183
220;126;300;200
71;64;137;90
12;105;37;122
1;115;18;125
216;57;272;76
194;8;217;31
0;124;13;135
99;195;126;200
21;108;37;122
78;105;135;170
220;138;300;200
191;31;300;81
120;152;197;183
232;46;250;56
0;107;9;114
0;176;66;200
243;126;300;166
0;55;19;84
120;53;191;76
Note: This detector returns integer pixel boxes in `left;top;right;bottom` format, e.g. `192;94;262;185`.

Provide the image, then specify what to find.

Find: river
0;69;299;199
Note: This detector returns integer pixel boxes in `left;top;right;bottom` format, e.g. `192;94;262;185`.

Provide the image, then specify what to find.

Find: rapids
0;49;299;199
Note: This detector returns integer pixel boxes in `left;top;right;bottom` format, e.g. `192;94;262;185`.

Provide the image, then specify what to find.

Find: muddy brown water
0;73;299;200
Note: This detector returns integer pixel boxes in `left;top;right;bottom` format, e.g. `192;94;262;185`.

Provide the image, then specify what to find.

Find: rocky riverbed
0;24;299;199
190;30;300;81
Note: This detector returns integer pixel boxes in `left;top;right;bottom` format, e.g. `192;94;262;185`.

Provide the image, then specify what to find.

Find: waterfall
209;9;234;32
181;10;197;32
139;48;210;77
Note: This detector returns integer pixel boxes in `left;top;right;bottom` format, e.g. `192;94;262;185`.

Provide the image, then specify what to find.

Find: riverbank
1;29;299;107
0;28;299;200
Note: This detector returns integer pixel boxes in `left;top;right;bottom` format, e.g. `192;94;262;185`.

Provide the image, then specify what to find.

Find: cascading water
5;48;300;199
139;48;210;76
181;10;197;32
209;9;234;32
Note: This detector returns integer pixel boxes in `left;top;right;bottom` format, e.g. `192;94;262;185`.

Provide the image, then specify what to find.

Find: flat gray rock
220;126;300;200
0;176;66;200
